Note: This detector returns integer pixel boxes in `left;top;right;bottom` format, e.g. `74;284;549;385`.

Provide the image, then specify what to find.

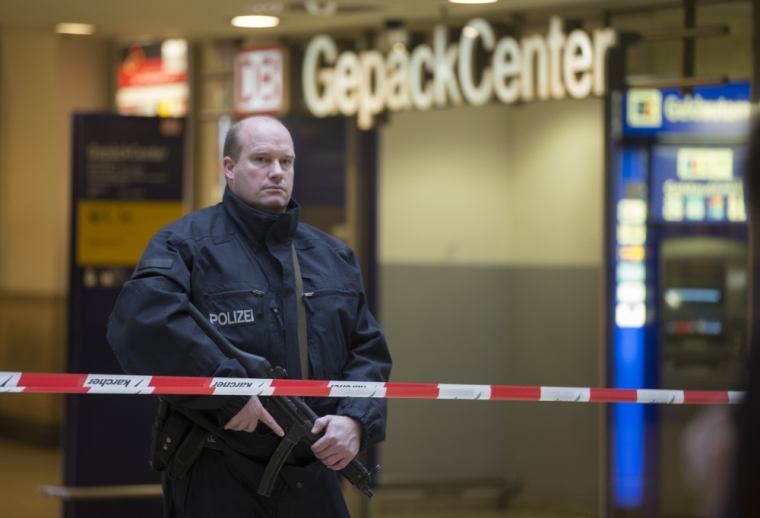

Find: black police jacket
107;187;392;464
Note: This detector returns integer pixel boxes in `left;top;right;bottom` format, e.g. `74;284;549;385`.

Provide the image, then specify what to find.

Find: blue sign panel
650;145;747;224
611;81;751;514
623;82;750;137
611;147;648;508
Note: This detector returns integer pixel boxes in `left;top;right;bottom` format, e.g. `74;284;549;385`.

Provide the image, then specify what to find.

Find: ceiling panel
0;0;685;39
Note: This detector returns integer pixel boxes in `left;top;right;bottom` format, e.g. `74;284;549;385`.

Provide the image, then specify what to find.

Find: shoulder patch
138;258;174;270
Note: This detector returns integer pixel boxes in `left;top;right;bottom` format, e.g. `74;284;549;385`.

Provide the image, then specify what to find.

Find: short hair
222;116;287;162
223;122;243;162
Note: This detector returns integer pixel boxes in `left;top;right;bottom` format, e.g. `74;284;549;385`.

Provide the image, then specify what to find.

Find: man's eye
254;157;267;163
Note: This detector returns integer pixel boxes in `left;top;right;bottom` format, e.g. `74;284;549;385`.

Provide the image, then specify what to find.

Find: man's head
222;116;295;214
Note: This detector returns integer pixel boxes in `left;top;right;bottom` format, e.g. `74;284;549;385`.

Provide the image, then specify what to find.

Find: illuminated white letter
492;37;521;104
593;28;617;96
334;51;361;115
547;17;566;100
358;50;387;130
434;25;462;107
521;35;549;101
408;45;435;110
303;35;338;117
563;30;593;99
458;18;495;106
386;50;411;111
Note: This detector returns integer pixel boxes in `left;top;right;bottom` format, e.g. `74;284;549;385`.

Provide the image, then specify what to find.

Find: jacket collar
222;186;300;247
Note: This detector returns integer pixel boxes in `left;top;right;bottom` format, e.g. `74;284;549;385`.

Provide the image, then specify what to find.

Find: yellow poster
77;200;183;266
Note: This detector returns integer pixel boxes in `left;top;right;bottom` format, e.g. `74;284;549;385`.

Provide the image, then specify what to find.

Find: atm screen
659;238;747;376
662;259;724;340
650;145;747;224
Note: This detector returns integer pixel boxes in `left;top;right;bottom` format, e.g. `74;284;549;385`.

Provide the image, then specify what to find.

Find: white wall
0;30;110;295
379;98;604;268
0;30;61;294
379;105;514;266
510;99;604;266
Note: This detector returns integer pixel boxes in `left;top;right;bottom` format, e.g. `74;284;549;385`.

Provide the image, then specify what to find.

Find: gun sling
291;243;309;380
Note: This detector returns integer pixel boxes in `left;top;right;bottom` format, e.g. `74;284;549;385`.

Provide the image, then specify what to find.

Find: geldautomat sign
302;17;618;129
623;82;752;137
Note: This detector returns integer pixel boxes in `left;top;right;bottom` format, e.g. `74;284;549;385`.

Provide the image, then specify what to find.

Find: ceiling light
448;0;498;4
231;15;280;28
55;23;96;35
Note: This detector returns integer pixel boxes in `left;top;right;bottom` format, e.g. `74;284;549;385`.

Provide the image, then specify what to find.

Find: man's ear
222;157;235;183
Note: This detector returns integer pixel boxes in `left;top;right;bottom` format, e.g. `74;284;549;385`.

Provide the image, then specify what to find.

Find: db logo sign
234;46;286;116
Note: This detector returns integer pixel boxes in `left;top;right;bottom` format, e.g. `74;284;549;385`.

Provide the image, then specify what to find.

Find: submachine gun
187;302;380;498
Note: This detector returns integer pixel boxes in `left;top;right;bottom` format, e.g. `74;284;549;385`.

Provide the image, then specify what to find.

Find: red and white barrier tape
0;372;744;404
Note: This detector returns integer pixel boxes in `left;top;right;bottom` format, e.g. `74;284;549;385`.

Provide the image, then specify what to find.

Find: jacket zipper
252;290;265;315
271;307;285;330
302;292;315;312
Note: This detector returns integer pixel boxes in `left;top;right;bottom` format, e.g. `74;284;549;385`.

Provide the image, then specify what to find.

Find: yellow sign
77;200;183;266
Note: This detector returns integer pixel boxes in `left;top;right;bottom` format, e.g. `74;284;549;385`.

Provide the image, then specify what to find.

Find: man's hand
224;396;284;436
310;415;362;470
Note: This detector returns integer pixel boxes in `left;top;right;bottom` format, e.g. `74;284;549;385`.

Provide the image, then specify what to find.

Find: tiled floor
0;438;61;518
0;437;592;518
360;495;596;518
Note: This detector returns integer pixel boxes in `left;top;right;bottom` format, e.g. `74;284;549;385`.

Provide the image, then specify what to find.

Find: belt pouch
154;412;194;474
168;424;209;480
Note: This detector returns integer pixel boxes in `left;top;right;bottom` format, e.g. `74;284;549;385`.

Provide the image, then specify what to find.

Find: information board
651;145;747;224
64;114;185;518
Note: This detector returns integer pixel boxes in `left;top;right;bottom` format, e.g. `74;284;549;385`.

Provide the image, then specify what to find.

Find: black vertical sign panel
65;114;185;518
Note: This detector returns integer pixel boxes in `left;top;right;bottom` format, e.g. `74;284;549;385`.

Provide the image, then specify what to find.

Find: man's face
223;118;295;214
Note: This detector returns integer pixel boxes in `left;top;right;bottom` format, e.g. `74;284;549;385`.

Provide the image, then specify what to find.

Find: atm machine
606;82;751;517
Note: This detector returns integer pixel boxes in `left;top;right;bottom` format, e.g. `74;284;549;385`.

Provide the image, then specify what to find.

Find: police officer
107;116;392;517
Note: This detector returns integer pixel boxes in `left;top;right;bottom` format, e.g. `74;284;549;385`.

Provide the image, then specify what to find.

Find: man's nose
269;160;284;179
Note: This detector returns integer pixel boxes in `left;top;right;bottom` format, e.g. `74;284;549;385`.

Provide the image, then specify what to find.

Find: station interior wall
377;100;604;509
0;30;110;443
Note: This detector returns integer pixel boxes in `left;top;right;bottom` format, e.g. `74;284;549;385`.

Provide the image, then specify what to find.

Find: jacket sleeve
107;229;249;422
334;251;392;451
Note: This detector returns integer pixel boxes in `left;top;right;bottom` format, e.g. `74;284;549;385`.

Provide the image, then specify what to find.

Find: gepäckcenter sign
302;17;618;129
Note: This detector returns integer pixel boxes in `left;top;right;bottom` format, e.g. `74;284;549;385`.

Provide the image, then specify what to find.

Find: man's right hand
224;396;284;436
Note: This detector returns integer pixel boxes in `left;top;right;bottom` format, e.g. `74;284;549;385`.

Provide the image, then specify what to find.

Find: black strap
291;243;308;379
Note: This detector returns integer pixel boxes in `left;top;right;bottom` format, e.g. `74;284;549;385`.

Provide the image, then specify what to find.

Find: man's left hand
310;415;362;470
